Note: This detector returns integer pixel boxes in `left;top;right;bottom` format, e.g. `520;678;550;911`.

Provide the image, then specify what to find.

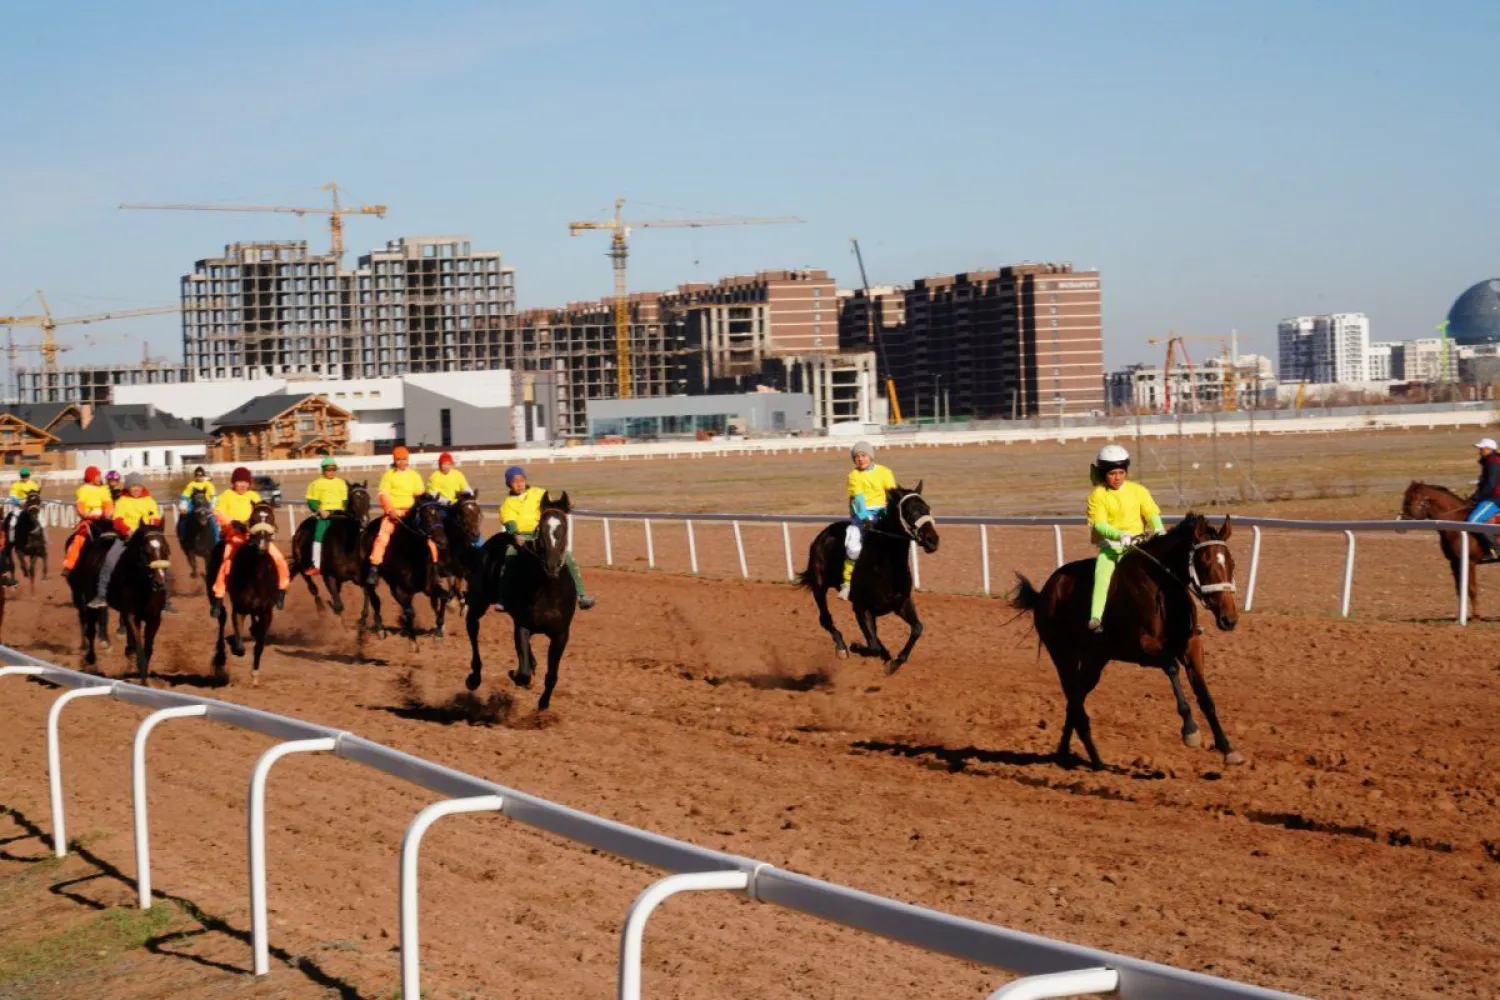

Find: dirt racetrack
0;492;1497;996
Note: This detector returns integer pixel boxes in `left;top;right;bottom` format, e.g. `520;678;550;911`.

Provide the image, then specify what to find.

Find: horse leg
302;571;326;614
97;608;111;651
851;606;888;661
229;611;246;658
509;625;535;689
79;607;97;670
465;603;487;691
139;612;161;685
363;584;385;637
121;612;139;661
1071;657;1108;771
1182;635;1244;765
809;576;849;659
1163;661;1201;747
429;587;447;640
537;630;569;711
250;611;270;687
212;605;228;675
327;578;345;616
885;596;925;675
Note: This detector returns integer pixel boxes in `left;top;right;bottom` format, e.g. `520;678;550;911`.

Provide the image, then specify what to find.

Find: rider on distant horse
1086;444;1164;633
7;467;39;534
62;466;113;582
211;466;290;614
302;456;348;577
841;441;896;601
88;472;163;609
105;470;123;503
365;445;428;587
499;465;595;610
178;466;220;543
1468;438;1500;562
427;452;472;505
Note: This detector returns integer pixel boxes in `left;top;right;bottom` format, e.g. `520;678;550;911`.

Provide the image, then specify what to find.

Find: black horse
438;492;485;609
290;482;370;615
798;484;939;674
69;522;171;681
360;498;450;642
12;493;47;588
1008;513;1244;770
209;502;281;685
177;493;218;584
465;491;576;711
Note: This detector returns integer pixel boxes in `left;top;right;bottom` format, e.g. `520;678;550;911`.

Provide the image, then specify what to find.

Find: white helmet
1093;444;1130;472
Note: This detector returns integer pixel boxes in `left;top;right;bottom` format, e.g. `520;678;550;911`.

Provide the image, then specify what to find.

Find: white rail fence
0;650;1301;1000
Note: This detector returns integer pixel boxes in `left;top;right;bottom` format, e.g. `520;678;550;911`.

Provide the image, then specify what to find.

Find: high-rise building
1277;313;1370;384
1367;341;1400;381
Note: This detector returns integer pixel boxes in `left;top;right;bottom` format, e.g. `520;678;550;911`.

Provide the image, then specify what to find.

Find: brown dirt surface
1;431;1498;998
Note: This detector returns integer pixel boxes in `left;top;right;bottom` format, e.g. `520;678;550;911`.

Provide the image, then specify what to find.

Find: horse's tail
796;566;818;591
1008;573;1041;615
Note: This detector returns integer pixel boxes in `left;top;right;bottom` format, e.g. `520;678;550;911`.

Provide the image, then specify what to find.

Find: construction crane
849;238;902;423
0;290;180;374
567;198;802;398
119;182;387;264
1148;332;1241;413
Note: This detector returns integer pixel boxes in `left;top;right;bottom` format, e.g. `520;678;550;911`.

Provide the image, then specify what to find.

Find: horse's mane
1409;480;1462;499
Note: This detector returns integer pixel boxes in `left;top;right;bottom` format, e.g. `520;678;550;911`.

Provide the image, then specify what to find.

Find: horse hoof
884;659;904;676
465;671;481;692
508;669;532;689
1183;729;1203;749
1224;750;1247;766
835;647;848;660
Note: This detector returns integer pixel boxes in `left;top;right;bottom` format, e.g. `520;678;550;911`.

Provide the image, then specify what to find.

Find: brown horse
1009;513;1243;770
1400;481;1497;618
208;502;282;685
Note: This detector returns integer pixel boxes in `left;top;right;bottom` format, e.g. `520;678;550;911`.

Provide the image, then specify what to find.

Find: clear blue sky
2;0;1495;370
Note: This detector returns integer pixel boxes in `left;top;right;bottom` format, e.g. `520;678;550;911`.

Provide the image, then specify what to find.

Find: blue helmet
504;466;526;486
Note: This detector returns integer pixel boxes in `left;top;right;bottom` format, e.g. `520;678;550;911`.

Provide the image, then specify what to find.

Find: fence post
400;795;505;1000
1340;530;1356;618
644;520;655;570
1244;525;1262;612
732;521;748;579
685;521;698;575
249;736;340;976
48;684;114;857
986;967;1119;999
133;705;207;908
910;540;921;591
568;515;576;555
1053;525;1064;569
603;518;614;567
980;523;991;596
283;504;294;538
618;869;751;1000
781;522;794;581
1459;526;1471;626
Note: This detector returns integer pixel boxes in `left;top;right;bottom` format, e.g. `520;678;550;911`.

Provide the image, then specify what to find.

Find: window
440;408;452;447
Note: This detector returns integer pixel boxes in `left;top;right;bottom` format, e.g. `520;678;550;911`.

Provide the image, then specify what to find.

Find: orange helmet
392;446;410;461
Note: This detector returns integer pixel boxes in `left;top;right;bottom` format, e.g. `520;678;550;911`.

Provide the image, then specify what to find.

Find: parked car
252;475;283;506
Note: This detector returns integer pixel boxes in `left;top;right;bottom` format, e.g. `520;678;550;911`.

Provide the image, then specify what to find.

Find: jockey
303;456;348;577
499;465;595;610
427;452;472;504
211;466;289;614
6;467;39;537
1468;438;1500;561
62;466;113;580
105;470;123;503
1086;444;1164;633
842;440;896;601
88;472;162;609
178;466;220;541
365;445;427;587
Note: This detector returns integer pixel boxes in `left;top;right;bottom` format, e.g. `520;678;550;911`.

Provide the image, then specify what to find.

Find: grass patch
0;902;180;983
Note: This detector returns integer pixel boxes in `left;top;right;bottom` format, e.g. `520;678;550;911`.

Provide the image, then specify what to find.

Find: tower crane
568;198;802;398
0;290;180;374
119;182;386;264
1147;332;1242;413
849;237;902;423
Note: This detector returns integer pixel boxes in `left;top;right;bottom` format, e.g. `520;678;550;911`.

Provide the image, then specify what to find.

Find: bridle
1129;534;1236;605
868;492;935;543
1399;488;1467;521
524;507;569;574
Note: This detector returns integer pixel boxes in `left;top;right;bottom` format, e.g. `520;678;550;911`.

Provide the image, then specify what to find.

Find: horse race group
14;433;1492;769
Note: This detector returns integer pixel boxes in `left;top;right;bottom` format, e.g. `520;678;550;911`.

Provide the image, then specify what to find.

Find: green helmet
17;468;29;478
320;457;338;470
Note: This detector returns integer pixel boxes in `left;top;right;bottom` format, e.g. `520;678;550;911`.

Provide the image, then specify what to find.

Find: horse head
886;481;939;554
411;497;450;555
247;502;277;548
191;494;213;523
450;491;484;545
134;524;172;587
1185;513;1238;632
348;482;371;520
1401;481;1462;521
22;492;40;512
533;491;572;576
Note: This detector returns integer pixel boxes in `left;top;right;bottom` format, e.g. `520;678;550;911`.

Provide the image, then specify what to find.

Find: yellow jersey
1087;481;1162;543
114;494;161;534
378;468;426;511
182;479;216;503
305;476;349;513
75;483;113;518
9;480;39;503
500;486;546;535
214;489;262;525
427;468;471;502
847;463;897;519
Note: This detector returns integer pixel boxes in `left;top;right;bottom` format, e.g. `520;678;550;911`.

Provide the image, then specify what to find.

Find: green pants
312;516;332;543
1090;545;1124;622
504;535;587;596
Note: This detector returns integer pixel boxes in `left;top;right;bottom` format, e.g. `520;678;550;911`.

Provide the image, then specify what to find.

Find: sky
1;0;1496;372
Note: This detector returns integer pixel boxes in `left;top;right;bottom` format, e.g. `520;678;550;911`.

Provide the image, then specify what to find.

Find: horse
797;484;940;674
464;491;576;711
177;493;218;584
208;501;281;685
290;482;370;615
360;498;450;642
12;493;47;588
1401;481;1495;619
1008;513;1244;771
437;491;484;609
69;522;171;681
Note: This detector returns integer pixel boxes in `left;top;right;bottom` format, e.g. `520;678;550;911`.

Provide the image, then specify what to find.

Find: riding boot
564;555;595;609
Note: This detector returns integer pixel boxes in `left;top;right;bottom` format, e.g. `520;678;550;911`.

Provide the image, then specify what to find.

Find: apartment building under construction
12;358;193;405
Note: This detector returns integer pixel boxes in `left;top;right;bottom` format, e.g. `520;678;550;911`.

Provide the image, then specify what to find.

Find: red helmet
439;451;454;466
232;466;252;484
83;466;101;484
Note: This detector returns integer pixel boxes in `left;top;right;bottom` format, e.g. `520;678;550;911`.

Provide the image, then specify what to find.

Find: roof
0;403;76;432
1448;279;1500;346
53;404;210;448
212;393;352;430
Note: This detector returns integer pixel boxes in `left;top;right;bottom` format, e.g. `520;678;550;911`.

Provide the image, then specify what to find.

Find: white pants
845;522;863;561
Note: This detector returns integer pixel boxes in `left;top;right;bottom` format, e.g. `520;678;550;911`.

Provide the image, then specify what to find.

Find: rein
1127;535;1236;606
865;492;935;543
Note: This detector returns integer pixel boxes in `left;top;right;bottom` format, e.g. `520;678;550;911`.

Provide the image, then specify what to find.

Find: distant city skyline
2;0;1495;372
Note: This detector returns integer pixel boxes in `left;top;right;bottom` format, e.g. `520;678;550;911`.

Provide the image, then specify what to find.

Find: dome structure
1447;279;1500;346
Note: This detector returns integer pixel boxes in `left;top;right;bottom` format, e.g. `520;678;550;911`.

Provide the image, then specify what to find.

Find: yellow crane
567;198;802;398
0;289;181;374
1147;332;1242;412
119;182;387;264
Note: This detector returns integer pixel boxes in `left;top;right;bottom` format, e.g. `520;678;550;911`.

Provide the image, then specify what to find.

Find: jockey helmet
320;457;338;470
1477;438;1498;451
124;472;146;489
504;465;525;486
106;470;121;483
84;466;101;484
392;445;410;461
850;440;874;461
439;451;454;467
193;466;207;477
18;468;29;478
1093;443;1130;474
231;466;252;484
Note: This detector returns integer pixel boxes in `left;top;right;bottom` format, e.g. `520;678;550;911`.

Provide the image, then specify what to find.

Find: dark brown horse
69;521;170;681
1009;513;1243;770
290;482;370;615
464;492;576;711
438;492;484;609
177;493;217;585
12;493;47;589
1401;481;1496;618
208;502;281;685
360;498;450;642
797;484;939;674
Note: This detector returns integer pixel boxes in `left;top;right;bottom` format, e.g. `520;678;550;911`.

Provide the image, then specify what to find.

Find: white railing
0;651;1302;1000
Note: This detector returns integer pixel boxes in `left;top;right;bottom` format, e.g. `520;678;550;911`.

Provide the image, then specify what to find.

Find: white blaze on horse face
546;515;561;552
1216;552;1226;567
